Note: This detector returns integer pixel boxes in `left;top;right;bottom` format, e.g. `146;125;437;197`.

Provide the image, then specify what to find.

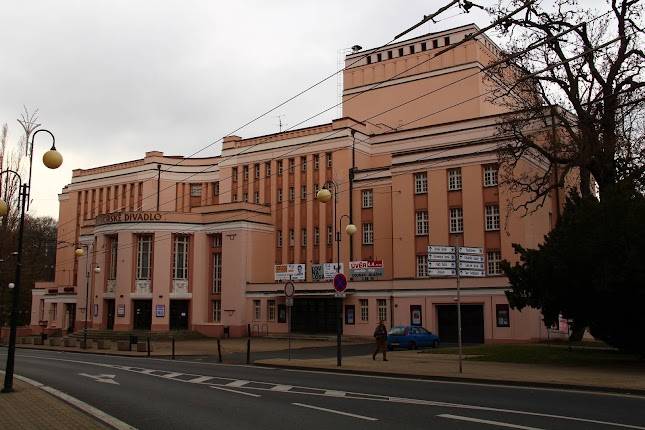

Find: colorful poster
155;304;165;318
117;304;125;317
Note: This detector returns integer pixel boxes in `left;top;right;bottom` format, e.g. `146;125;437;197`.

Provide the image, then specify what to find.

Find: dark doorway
66;303;76;334
106;299;115;330
291;298;339;334
133;300;152;331
170;300;189;330
436;304;485;344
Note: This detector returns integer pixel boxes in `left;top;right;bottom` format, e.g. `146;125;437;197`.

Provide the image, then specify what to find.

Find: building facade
31;24;562;342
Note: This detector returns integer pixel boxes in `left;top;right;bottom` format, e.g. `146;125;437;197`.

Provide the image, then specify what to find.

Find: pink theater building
30;24;563;342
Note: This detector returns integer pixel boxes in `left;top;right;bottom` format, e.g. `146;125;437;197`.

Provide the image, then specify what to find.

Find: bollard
217;338;222;363
172;336;176;360
147;337;151;358
246;324;251;365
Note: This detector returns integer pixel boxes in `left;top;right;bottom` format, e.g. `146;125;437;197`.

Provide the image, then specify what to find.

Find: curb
0;371;136;430
256;362;645;397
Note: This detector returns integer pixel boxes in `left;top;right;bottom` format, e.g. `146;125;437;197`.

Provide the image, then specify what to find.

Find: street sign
428;253;456;261
459;246;483;254
284;281;295;297
459;269;485;277
429;268;456;276
459;254;484;263
334;292;347;298
429;261;456;269
428;245;455;253
458;261;484;270
333;273;348;293
285;297;294;307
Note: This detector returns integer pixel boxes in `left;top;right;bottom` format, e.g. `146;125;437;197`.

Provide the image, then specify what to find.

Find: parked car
387;325;440;350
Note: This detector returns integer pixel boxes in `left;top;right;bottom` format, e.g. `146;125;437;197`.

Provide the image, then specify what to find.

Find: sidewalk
0;377;109;429
256;350;645;393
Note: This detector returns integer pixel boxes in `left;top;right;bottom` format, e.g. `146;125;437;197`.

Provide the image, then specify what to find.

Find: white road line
159;372;183;379
187;376;214;384
211;386;261;397
271;385;293;392
324;390;346;397
438;414;544;429
226;380;250;388
292;403;378;421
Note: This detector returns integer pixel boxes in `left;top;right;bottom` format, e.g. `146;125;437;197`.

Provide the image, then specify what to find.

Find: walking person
372;319;388;361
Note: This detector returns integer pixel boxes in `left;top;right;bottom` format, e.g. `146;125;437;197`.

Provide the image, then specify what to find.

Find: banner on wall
274;264;306;281
349;260;384;277
311;263;343;281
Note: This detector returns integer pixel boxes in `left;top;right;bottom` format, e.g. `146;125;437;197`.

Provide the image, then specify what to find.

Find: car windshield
388;327;405;335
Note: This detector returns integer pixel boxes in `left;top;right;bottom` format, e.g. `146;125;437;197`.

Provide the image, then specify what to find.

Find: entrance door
169;300;189;330
436;304;485;344
133;300;152;331
66;304;76;333
106;300;115;330
291;298;339;334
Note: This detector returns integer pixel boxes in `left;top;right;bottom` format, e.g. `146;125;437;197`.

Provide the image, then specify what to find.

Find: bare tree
485;0;645;211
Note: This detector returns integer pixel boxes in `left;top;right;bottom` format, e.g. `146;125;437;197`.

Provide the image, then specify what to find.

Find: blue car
387;325;440;350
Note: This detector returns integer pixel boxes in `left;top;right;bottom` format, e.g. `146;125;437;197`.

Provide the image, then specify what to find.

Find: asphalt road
1;347;644;430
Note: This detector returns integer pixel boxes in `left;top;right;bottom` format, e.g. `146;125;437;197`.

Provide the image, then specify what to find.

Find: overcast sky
0;0;606;218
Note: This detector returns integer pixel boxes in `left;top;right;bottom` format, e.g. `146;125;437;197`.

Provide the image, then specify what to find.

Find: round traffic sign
333;273;347;293
284;281;295;297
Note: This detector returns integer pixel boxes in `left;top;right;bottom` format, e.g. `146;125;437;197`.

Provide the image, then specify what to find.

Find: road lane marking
292;403;378;421
159;372;183;379
324;390;345;397
438;414;543;429
226;380;250;387
271;385;293;392
10;352;645;430
78;373;120;385
212;386;261;397
187;376;214;384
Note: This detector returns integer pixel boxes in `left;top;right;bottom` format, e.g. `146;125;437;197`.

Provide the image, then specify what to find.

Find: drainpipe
156;164;162;211
349;132;356;261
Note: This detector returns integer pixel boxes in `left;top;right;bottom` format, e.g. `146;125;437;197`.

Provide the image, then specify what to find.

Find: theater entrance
436;304;485;344
105;299;115;330
291;297;339;334
133;300;152;331
170;300;190;331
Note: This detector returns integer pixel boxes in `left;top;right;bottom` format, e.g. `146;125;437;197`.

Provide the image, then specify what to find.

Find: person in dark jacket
372;320;388;361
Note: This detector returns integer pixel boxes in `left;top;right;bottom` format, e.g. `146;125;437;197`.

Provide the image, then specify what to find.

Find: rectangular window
421;42;427;51
253;300;261;320
377;299;387;321
190;184;202;197
243;165;249;181
172;235;189;280
254;191;260;204
277;189;283;203
243;192;248;203
485;205;500;231
277;230;283;247
327;225;333;245
416;211;429;236
377;53;382;62
213;181;220;196
496;304;510;327
432;39;438;49
108;237;118;280
301;229;307;246
288;158;295;174
265;162;271;177
301;156;307;172
232;167;238;182
416;255;428;277
362;190;373;208
212;253;222;293
367;56;372;65
313;154;320;169
136;235;153;280
483;164;498;187
398;47;404;56
487;250;502;275
360;299;369;321
387;50;393;59
314;227;320;246
289;229;295;247
212;300;221;323
277;161;283;176
449;207;464;233
254;164;260;179
213;233;223;247
362;223;374;245
288;187;295;202
444;36;450;46
301;185;307;200
314;183;319;195
232;193;238;202
409;45;415;54
448;168;462;191
414;172;428;194
268;300;276;321
326;152;332;168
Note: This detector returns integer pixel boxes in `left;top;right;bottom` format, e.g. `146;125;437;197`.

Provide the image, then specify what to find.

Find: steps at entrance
68;329;205;342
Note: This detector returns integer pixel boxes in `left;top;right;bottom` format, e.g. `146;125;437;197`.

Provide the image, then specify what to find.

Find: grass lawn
427;344;644;367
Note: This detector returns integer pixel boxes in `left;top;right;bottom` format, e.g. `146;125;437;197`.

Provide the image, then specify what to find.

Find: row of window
251;298;388;323
416;250;503;277
412;166;498;196
232;153;333;183
366;36;451;65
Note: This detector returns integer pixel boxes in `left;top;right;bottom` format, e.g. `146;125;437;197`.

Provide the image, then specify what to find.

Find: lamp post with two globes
74;245;100;349
0;129;63;393
316;181;356;367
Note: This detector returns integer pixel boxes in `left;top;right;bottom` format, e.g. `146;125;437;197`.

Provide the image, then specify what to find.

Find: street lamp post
0;129;62;393
316;182;356;367
75;246;100;349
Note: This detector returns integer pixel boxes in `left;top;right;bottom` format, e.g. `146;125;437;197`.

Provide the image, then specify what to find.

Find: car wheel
409;341;417;350
432;340;438;348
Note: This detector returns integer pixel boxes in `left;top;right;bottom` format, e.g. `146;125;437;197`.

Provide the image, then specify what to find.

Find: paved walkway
256;350;645;392
0;377;108;430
